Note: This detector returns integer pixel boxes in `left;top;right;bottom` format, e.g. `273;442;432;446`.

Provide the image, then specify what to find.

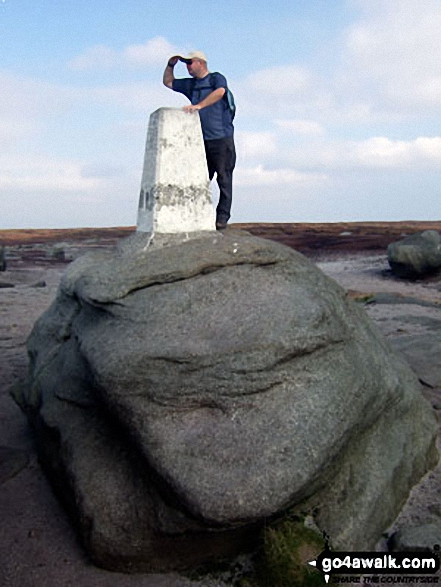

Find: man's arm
163;56;179;89
182;87;226;113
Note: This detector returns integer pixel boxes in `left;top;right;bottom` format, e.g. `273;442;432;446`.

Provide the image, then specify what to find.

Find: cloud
0;71;72;116
338;136;441;169
0;117;40;145
275;119;325;136
0;153;141;228
3;6;441;228
415;137;441;161
0;154;105;192
236;65;331;118
236;131;278;159
0;67;185;155
122;36;180;66
235;165;329;187
85;81;183;111
81;162;127;179
235;1;441;127
342;0;441;110
69;36;182;71
349;137;413;168
284;136;441;170
246;66;312;96
0;71;75;147
68;45;119;71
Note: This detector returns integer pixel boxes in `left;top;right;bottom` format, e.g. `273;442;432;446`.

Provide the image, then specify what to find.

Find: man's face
186;59;205;78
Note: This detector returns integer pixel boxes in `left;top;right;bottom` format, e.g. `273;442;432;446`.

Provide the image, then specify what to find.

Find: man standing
163;51;235;230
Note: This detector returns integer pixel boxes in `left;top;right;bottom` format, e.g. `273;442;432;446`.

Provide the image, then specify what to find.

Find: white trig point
136;107;215;234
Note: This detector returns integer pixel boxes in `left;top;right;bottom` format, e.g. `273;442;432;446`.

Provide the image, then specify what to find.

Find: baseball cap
178;50;208;63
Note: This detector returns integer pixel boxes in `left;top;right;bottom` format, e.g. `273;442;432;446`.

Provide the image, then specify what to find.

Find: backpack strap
210;73;236;119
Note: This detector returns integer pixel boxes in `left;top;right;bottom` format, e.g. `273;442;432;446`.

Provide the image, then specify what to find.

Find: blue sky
1;0;440;228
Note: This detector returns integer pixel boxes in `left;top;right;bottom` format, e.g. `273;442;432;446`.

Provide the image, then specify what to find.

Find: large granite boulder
13;230;438;572
388;230;441;277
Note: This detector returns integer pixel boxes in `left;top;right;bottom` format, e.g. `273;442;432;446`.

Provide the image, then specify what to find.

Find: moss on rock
257;515;326;587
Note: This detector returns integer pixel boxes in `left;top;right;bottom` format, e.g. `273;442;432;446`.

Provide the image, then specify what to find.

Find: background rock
13;230;438;572
0;246;6;271
389;522;441;552
388;230;441;277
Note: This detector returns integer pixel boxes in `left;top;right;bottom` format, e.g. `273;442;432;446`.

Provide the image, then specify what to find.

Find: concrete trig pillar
137;108;215;233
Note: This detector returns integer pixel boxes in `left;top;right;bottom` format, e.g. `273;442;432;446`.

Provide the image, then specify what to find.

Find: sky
1;0;441;228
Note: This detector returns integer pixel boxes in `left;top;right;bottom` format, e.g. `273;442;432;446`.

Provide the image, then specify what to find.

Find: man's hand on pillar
182;104;201;114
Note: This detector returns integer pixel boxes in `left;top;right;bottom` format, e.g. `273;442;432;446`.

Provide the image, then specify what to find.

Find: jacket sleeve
172;78;192;100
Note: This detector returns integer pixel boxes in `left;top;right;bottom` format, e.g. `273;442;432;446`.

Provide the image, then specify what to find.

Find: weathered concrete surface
13;231;438;572
137;108;215;234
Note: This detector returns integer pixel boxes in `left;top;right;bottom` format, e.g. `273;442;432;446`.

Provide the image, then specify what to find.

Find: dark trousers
204;136;236;224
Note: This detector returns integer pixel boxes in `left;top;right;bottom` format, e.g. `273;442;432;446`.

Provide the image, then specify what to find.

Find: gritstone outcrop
13;230;438;572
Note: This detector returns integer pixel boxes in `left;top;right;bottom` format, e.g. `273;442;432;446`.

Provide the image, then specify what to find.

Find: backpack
190;72;236;120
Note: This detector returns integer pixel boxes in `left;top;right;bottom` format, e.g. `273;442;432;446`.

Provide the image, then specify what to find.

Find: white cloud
3;6;441;228
275;119;325;136
0;71;74;145
86;82;173;111
81;162;127;179
246;66;311;96
233;65;333;121
284;136;441;171
0;68;184;154
350;137;412;168
0;152;142;228
343;0;441;110
236;131;278;159
69;36;182;71
122;36;180;66
68;45;119;71
235;1;441;126
235;165;329;187
0;117;40;144
347;136;441;169
0;72;72;116
415;137;441;161
0;154;105;192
